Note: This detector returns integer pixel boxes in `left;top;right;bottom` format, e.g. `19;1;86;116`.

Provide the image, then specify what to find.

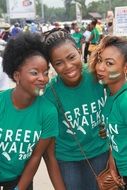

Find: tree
63;0;87;20
76;0;87;18
0;0;7;17
63;0;73;20
87;0;127;19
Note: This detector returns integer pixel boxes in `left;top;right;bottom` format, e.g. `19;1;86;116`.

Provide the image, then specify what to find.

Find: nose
38;73;49;82
97;62;105;71
64;61;73;70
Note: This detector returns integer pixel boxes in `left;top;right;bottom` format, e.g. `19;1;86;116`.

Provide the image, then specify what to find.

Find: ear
13;71;20;84
78;49;81;55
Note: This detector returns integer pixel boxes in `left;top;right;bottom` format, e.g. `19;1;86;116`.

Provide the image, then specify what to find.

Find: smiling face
95;46;127;90
14;55;49;97
50;41;82;86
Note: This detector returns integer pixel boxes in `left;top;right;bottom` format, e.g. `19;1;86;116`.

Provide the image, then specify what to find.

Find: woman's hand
99;122;107;139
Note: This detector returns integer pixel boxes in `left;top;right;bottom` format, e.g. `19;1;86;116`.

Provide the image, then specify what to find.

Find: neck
109;79;126;96
12;87;35;109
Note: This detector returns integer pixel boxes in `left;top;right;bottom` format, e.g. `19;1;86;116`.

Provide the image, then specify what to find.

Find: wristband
13;186;19;190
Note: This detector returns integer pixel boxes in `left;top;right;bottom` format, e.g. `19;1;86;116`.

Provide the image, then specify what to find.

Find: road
34;159;54;190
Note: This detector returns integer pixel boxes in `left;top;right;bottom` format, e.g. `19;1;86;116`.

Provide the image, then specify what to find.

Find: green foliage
44;7;66;22
0;0;6;17
87;0;127;19
63;0;87;20
111;0;127;11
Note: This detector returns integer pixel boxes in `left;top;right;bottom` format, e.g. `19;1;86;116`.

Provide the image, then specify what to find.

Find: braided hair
43;28;77;60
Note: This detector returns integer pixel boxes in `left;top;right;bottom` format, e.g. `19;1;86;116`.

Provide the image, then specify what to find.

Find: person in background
107;19;113;36
30;22;37;33
64;24;70;34
70;22;77;34
0;56;11;91
43;28;109;190
89;35;127;189
0;32;66;190
83;24;91;63
23;23;30;33
88;19;100;54
11;23;22;38
96;20;104;40
0;28;11;42
71;25;84;52
54;22;61;29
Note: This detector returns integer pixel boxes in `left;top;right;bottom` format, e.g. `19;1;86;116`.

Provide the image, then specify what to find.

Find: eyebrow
104;58;115;61
53;52;75;62
99;56;115;61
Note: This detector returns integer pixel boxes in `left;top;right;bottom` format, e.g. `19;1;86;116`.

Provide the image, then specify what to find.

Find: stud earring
125;72;127;81
16;80;19;85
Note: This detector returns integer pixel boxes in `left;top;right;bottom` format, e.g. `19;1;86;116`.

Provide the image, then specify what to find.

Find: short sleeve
119;94;127;124
40;100;59;139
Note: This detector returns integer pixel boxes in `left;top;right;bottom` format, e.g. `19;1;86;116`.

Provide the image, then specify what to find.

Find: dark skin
18;138;52;189
18;139;66;190
43;140;66;190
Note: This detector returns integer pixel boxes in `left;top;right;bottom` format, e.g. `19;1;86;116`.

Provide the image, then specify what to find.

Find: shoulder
0;89;10;113
114;90;127;122
91;29;94;35
112;86;127;117
44;76;59;101
82;65;105;94
82;64;96;81
0;89;9;98
79;32;83;37
36;96;58;125
117;90;127;109
39;95;57;112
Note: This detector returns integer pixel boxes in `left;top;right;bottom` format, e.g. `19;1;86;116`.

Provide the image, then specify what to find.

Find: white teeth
66;71;76;77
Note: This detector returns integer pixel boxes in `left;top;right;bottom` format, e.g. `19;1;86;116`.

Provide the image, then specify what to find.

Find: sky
43;0;98;8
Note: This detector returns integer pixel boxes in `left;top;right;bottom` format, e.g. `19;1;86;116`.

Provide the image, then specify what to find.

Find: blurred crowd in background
0;17;113;91
0;17;113;57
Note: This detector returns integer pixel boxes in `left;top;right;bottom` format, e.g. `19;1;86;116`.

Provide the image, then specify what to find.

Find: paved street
34;159;54;190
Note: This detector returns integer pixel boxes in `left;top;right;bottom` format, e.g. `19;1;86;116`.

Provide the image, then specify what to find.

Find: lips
65;70;77;78
35;84;45;89
97;74;105;80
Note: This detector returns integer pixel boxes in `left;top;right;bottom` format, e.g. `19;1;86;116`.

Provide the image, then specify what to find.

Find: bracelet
13;186;19;190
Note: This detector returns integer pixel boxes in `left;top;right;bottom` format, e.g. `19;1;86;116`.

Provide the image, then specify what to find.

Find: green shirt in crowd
91;28;100;44
71;32;83;49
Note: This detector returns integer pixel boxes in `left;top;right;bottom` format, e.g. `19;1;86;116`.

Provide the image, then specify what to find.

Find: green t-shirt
102;83;127;176
0;89;58;182
91;28;100;44
44;67;109;161
71;32;83;49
